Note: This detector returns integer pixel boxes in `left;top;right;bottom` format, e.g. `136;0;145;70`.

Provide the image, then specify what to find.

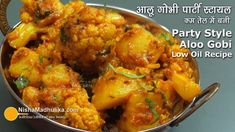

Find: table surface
1;0;235;132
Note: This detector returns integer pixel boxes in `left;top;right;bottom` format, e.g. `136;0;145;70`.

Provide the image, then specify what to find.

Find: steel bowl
0;0;220;131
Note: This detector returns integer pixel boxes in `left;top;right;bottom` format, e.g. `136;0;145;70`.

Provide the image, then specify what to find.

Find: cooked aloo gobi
6;0;201;131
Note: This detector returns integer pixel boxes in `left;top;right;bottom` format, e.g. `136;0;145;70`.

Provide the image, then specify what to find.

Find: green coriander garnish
160;92;168;103
47;64;53;70
138;82;155;91
39;55;44;64
145;97;159;123
108;63;145;79
14;76;29;89
157;32;174;46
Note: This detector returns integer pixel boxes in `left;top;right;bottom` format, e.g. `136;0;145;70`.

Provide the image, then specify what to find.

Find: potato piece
118;91;167;132
92;67;140;111
22;86;40;108
115;25;164;69
7;23;38;49
9;47;43;87
155;80;177;108
42;64;80;88
172;73;201;101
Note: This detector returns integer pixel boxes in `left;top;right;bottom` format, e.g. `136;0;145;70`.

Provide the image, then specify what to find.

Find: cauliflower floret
60;6;126;74
22;86;40;108
7;23;38;49
64;88;104;131
42;64;80;88
36;42;62;66
21;63;104;131
20;0;64;26
39;88;73;107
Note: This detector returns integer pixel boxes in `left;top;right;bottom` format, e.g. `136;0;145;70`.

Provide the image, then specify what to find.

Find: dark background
1;0;235;132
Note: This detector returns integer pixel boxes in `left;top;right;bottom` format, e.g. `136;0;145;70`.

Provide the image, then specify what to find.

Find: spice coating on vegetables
6;0;201;131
